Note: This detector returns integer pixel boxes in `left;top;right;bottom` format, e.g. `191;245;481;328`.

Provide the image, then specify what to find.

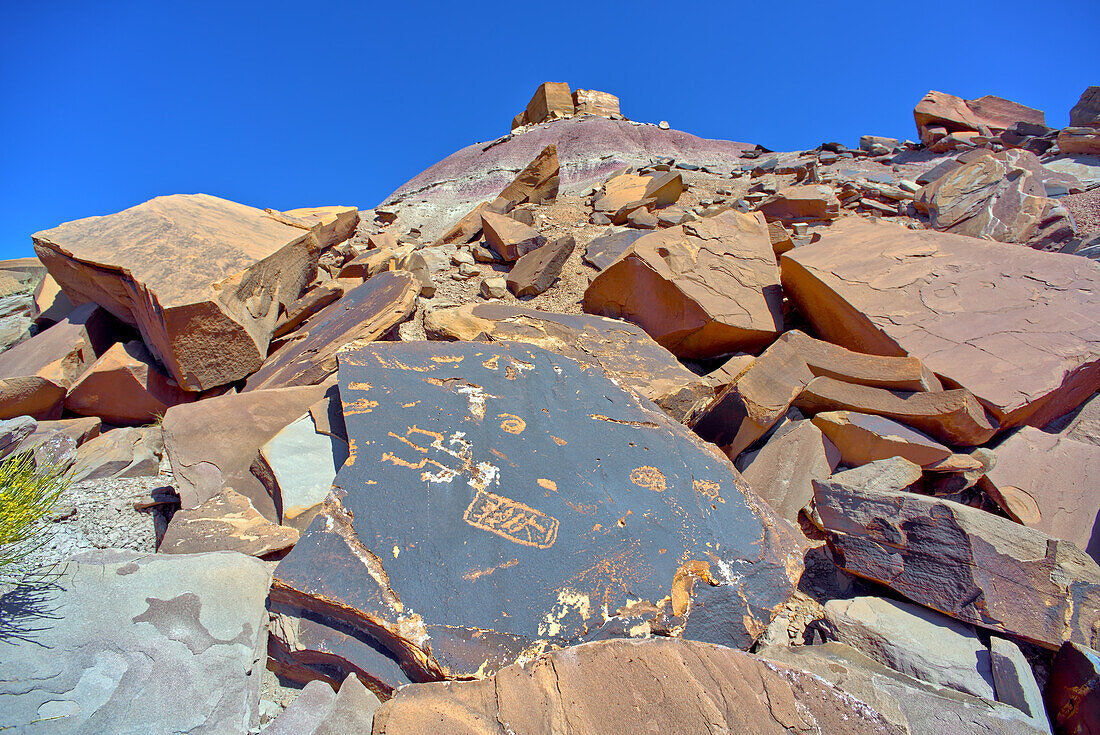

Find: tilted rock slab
371;638;904;735
1045;641;1100;735
64;339;194;424
763;642;1051;735
244;271;417;391
584;210;783;358
781;218;1100;428
163;382;331;521
811;410;954;467
814;474;1100;650
980;426;1100;562
159;488;299;557
273;341;804;681
0;302;117;419
423;303;711;421
33;193;321;391
0;549;271;735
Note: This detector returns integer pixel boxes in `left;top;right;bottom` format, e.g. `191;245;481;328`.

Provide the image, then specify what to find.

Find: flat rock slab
423;303;710;421
33;193;320;391
163;382;331;521
584;211;783;358
763;642;1050;735
159;488;299;557
506;235;574;297
0;549;272;735
814;475;1100;650
582;228;648;271
245;271;417;391
738;419;839;524
65;339;194;424
781;218;1100;428
812;410;953;467
822;596;995;699
372;638;904;735
981;426;1100;561
274;341;803;680
69;425;162;482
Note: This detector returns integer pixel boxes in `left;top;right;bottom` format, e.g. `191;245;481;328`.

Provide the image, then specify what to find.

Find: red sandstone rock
914;90;1046;140
65;340;195;425
756;185;840;223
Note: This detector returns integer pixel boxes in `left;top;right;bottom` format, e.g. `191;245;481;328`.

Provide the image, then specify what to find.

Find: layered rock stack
1;81;1099;735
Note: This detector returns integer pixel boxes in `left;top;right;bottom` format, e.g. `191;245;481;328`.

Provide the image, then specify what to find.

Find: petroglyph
464;489;560;549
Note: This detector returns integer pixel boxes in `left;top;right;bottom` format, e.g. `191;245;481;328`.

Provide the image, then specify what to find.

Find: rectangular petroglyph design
463;489;559;549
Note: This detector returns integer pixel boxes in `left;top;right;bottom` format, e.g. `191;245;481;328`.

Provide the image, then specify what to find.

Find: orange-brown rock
31;273;73;326
33;194;320;391
1057;127;1100;155
811;410;953;468
572;89;621;118
689;330;943;458
914;90;1046;140
524;81;575;124
756;185;840;223
0;303;117;420
583;211;783;359
594;171;683;223
702;354;755;391
64;340;195;425
371;639;903;735
440;145;560;245
815;474;1100;650
980;426;1100;561
269;206;359;249
480;211;546;262
245;271;418;391
506;235;574;297
336;245;413;280
739;419;840;524
162;382;330;521
780;218;1100;428
795;376;998;446
423;303;711;420
767;221;794;255
159;488;299;557
272;281;347;339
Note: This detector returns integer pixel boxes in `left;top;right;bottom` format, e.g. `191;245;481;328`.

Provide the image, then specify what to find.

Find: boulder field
1;81;1099;734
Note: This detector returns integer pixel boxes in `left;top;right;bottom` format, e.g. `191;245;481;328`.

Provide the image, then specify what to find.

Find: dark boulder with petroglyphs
272;341;804;681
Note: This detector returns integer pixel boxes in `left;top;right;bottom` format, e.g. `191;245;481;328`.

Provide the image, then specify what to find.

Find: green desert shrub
0;453;68;584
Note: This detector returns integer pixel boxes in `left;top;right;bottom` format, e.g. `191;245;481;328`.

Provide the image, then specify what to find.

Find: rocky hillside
0;81;1099;734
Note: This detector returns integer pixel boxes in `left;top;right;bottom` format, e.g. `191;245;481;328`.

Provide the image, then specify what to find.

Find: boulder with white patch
272;341;804;682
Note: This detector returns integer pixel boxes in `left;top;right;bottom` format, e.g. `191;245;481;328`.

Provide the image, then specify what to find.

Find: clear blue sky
2;0;1097;259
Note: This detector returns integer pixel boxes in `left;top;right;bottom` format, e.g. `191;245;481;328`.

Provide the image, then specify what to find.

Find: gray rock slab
69;426;162;482
822;596;995;699
259;679;335;735
0;549;272;734
990;637;1050;732
258;413;347;529
761;642;1050;735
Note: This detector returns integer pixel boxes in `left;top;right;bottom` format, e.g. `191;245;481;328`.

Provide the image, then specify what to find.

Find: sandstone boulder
480;211;546;261
914;90;1046;140
273;342;804;680
581;228;646;271
506;235;574;297
163;382;330;521
275;205;359;249
159;488;299;557
34;194;321;391
244;271;417;391
814;472;1100;650
1045;641;1100;735
583;211;783;358
69;425;163;482
0;550;271;735
424;303;711;420
738;418;840;524
1058;126;1100;155
781;218;1100;428
273;281;347;338
524;82;574;124
372;638;903;735
64;340;194;425
1070;86;1100;128
572;89;621;118
31;272;74;326
811;410;954;467
261;675;379;735
763;642;1050;735
822;596;995;699
0;302;118;419
980;426;1100;561
755;185;840;223
795;377;999;446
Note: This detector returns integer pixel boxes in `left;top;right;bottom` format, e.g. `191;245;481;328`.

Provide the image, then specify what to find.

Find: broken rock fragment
159;488;299;557
1044;641;1100;735
480;211;547;262
34;194;321;391
583;211;783;358
244;271;418;391
64;340;194;425
738;418;840;524
814;472;1100;650
274;341;804;680
980;426;1100;561
423;303;711;421
781;217;1100;428
506;235;574;297
371;638;903;735
755;185;840;223
914;90;1046;141
811;410;953;467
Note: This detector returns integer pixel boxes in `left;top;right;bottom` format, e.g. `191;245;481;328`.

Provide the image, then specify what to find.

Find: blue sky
2;0;1097;259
